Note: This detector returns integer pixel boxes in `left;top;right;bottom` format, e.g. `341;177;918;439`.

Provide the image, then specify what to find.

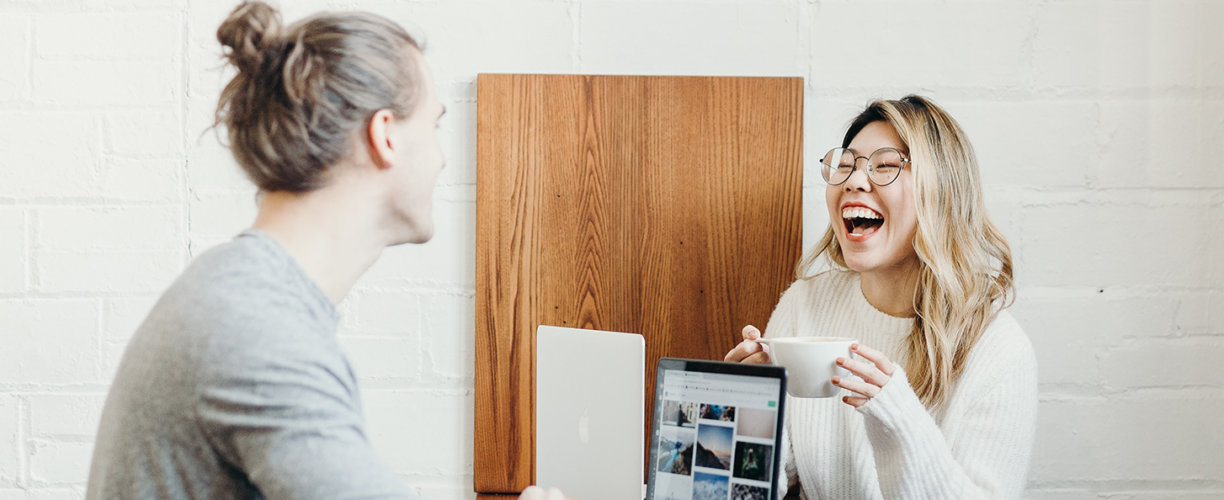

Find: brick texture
0;396;18;487
0;0;1219;498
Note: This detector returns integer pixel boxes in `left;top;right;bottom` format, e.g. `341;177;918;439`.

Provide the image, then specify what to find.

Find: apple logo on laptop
577;409;591;444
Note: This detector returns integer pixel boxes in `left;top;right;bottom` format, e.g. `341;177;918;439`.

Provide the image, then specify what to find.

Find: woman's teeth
841;206;882;220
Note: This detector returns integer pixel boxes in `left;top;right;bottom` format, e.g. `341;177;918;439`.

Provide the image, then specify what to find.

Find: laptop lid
536;325;645;500
646;358;787;500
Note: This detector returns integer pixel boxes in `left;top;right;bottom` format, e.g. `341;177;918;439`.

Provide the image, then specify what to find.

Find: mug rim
756;336;857;344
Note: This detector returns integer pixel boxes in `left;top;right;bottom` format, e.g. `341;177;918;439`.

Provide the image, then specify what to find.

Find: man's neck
251;185;387;305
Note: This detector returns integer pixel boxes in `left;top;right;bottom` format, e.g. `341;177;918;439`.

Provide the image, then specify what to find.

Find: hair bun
216;1;283;75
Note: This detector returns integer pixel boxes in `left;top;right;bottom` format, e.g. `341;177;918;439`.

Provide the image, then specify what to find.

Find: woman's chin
841;253;870;273
841;248;889;275
837;235;869;269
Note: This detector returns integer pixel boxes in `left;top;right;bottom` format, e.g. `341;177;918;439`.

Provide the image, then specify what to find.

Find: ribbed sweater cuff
855;365;956;497
858;365;923;426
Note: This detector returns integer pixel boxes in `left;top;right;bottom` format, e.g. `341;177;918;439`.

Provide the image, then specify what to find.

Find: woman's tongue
850;219;882;236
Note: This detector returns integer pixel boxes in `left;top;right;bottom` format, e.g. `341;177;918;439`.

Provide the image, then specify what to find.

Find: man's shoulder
136;234;342;381
173;232;293;295
163;233;330;328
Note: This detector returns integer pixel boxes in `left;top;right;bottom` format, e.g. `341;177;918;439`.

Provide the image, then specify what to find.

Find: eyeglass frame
819;147;911;187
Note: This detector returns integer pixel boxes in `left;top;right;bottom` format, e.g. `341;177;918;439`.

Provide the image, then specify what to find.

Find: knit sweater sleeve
856;322;1037;499
763;283;803;498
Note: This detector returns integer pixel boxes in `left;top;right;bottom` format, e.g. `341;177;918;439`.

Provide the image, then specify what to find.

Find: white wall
0;0;1220;498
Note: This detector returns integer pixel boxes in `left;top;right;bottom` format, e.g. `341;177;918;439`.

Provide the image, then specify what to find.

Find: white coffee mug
756;337;856;398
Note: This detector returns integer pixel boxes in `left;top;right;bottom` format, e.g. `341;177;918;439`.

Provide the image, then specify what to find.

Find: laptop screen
646;358;787;500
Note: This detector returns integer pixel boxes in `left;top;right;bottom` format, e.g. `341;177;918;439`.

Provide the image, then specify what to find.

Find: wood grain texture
475;74;803;493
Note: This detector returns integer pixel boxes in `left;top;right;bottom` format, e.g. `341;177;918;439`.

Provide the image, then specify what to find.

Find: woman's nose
842;166;872;192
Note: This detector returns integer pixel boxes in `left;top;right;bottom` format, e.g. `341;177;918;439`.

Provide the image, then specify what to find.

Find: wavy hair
797;95;1014;408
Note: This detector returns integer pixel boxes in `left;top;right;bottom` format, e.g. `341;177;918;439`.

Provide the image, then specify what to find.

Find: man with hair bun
86;2;564;499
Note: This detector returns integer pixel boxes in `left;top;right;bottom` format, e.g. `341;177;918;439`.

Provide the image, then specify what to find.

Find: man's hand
519;486;567;500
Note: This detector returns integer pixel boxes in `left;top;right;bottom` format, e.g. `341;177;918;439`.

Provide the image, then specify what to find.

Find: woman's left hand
831;343;895;408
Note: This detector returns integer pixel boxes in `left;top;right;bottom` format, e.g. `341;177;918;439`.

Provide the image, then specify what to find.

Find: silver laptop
536;325;646;500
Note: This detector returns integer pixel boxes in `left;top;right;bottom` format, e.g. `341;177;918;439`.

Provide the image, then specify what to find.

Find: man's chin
413;228;435;244
389;223;435;246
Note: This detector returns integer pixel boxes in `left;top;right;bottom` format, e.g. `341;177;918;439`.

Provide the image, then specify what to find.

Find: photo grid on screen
652;369;780;500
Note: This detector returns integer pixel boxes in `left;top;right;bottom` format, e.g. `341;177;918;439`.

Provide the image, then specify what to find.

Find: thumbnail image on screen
650;368;781;500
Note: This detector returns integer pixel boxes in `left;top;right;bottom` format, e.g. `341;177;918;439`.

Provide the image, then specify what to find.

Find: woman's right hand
723;325;771;364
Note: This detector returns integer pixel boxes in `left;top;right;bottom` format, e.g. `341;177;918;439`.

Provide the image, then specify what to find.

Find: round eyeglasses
820;147;910;187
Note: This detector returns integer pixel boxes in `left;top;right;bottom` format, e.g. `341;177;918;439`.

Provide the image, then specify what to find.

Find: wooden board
475;74;803;493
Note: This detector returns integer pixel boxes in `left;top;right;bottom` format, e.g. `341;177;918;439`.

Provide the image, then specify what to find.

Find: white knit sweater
766;270;1037;500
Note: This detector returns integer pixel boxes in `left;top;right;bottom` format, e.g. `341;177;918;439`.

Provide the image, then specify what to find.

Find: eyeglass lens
820;148;904;186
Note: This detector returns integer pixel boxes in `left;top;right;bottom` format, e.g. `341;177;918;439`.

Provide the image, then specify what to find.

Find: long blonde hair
798;95;1014;408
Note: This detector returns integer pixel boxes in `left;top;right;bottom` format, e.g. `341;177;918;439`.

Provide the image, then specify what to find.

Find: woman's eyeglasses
820;147;910;187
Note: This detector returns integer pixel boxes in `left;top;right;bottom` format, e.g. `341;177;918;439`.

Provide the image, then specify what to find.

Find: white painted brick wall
1034;397;1224;481
33;12;179;61
949;101;1100;189
351;290;425;335
102;110;185;158
38;206;181;251
810;2;1031;91
100;296;159;381
337;336;422;381
0;300;100;385
1099;100;1224;189
0;396;18;486
580;0;802;76
28;442;92;486
33;62;177;106
97;158;182;202
0;488;80;500
36;250;183;294
420;293;476;380
0;16;29;103
0;209;26;294
362;390;473;479
373;0;576;83
1;1;1220;499
0;112;100;198
27;395;105;441
1100;338;1224;389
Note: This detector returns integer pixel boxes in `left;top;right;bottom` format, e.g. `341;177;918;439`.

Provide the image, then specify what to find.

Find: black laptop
646;358;788;500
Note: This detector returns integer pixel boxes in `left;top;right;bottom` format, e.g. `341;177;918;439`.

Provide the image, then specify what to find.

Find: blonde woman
725;96;1037;499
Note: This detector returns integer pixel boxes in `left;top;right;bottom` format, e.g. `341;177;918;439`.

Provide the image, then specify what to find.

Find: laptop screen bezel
645;357;788;500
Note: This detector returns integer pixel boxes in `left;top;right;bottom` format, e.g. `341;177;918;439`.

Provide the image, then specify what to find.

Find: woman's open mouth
842;206;884;239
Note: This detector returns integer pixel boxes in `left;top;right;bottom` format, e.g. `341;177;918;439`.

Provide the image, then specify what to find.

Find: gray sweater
86;230;417;499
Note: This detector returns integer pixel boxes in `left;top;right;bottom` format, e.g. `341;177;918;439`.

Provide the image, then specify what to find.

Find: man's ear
366;109;396;170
